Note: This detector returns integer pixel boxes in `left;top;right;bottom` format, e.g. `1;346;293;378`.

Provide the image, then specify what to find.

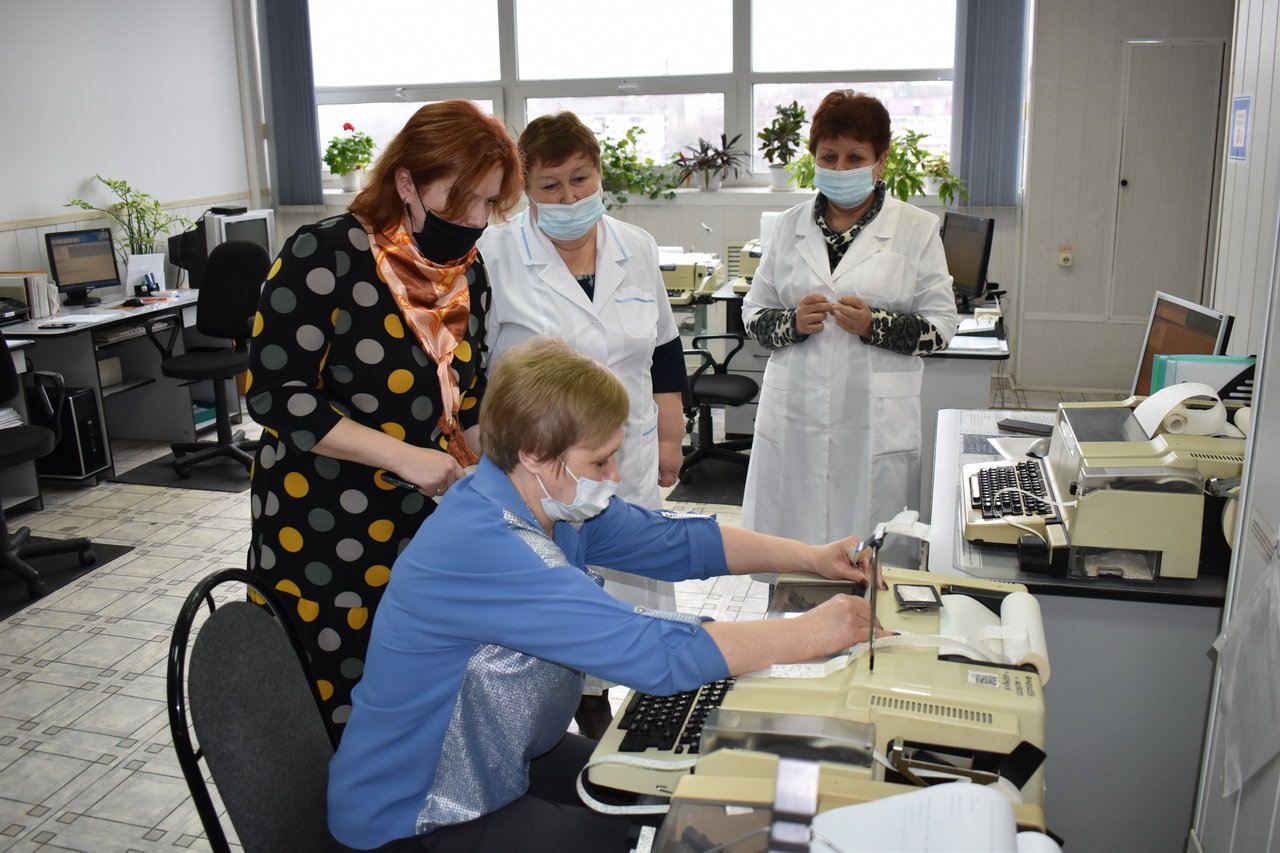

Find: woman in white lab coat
478;112;688;735
741;90;958;559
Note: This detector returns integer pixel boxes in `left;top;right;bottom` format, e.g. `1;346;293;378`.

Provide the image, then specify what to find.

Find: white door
1110;40;1225;318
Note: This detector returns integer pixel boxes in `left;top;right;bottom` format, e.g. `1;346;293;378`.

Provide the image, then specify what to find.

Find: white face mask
534;190;606;241
537;464;618;523
814;162;877;208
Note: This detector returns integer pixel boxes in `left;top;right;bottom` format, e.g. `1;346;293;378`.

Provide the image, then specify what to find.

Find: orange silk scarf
362;212;480;467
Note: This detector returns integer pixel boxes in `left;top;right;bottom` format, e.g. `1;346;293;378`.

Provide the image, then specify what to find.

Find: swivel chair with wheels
0;331;95;598
146;241;270;478
679;333;760;482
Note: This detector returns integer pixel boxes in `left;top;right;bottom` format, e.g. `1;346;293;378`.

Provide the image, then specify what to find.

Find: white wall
1018;0;1235;391
0;0;250;276
1211;0;1280;359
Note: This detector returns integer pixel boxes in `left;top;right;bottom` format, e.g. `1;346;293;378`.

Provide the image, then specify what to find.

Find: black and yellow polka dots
246;213;488;734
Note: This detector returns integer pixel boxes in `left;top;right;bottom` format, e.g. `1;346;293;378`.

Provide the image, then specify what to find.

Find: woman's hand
393;447;466;497
805;535;882;587
658;438;684;487
805;593;885;650
831;295;874;337
795;293;835;334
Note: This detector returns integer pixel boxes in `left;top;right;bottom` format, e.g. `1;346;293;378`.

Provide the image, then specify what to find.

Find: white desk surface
927;407;1225;604
3;294;195;337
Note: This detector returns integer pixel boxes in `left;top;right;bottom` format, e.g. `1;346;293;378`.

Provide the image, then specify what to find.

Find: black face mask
414;209;485;265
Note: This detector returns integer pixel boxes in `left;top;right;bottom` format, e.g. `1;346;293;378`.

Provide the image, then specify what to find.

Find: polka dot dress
246;212;488;734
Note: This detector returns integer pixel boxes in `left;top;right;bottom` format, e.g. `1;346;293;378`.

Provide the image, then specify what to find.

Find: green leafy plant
883;130;968;205
785;131;969;206
757;101;807;166
672;133;749;188
598;125;677;209
65;175;193;266
786;151;816;189
323;122;378;176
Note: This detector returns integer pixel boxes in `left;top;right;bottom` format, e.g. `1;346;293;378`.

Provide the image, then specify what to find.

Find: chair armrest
144;316;181;359
28;371;67;437
690;333;747;373
683;348;717;385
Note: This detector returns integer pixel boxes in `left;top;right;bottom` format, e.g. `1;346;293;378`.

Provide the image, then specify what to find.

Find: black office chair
146;241;270;478
0;330;95;598
168;568;338;853
679;333;760;482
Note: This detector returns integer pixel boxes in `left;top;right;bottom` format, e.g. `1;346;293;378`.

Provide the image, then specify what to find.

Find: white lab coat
480;210;680;617
741;196;957;550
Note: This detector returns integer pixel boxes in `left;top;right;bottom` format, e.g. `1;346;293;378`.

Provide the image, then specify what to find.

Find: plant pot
340;170;362;191
768;164;791;191
698;169;723;192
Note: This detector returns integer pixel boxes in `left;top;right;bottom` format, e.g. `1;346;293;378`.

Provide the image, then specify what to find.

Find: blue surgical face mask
813;162;877;209
534;190;606;241
537;464;618;523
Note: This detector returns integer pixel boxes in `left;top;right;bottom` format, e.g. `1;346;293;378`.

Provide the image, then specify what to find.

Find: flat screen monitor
941;212;994;312
1131;291;1234;397
45;227;120;307
204;209;276;259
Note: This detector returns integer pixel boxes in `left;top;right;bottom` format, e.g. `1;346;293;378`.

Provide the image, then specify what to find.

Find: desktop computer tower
27;386;110;480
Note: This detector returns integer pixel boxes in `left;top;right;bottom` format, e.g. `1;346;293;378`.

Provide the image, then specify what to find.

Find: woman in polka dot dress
246;101;523;735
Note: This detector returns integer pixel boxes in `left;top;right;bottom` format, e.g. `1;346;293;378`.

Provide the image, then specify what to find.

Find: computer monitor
1131;291;1234;396
44;227;120;307
940;212;994;312
204;209;276;259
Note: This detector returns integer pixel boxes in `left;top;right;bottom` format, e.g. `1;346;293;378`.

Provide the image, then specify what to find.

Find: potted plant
324;122;378;191
758;101;807;190
598;125;677;209
66;175;193;289
883;130;968;205
672;133;748;191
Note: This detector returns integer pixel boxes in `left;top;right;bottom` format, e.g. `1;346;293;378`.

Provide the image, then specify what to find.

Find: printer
659;251;724;306
735;239;763;293
586;567;1049;830
963;398;1246;579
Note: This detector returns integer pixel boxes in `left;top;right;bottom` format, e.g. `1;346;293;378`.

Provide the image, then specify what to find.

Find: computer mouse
123;297;144;307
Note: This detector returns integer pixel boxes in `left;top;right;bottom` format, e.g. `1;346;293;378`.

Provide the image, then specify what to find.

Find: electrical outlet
1058;243;1074;267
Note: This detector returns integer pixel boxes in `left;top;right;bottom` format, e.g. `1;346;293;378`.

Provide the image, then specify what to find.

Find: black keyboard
615;678;735;754
970;460;1052;520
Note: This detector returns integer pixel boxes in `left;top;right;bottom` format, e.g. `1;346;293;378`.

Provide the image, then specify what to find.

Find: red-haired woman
246;100;523;736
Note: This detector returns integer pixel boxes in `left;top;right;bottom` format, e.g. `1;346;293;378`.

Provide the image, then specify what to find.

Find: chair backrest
168;569;337;853
196;241;271;342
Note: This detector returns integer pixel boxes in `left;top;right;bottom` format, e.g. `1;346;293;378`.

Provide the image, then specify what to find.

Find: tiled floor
0;377;1086;851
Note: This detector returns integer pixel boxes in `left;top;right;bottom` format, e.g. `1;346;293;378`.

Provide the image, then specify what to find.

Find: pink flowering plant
323;122;377;176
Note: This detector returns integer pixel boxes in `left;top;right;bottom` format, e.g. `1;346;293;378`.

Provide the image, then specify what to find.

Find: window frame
308;0;957;187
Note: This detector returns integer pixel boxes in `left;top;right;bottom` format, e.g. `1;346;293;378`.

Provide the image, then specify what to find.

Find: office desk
711;280;1009;518
1;338;41;512
928;408;1224;853
3;297;214;480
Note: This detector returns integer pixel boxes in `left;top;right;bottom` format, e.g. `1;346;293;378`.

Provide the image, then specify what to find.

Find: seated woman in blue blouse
328;336;882;852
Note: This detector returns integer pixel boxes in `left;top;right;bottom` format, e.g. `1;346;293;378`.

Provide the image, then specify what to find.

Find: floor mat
666;457;750;506
0;538;133;621
109;453;250;493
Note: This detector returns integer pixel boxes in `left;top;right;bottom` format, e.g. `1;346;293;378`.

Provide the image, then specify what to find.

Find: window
516;0;731;80
304;0;959;184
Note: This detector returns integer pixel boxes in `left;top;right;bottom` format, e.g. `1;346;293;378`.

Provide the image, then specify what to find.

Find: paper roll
1235;406;1252;436
1134;382;1226;438
938;592;1051;683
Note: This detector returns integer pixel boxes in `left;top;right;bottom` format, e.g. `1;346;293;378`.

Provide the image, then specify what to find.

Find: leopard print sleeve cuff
867;308;946;356
745;307;807;349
